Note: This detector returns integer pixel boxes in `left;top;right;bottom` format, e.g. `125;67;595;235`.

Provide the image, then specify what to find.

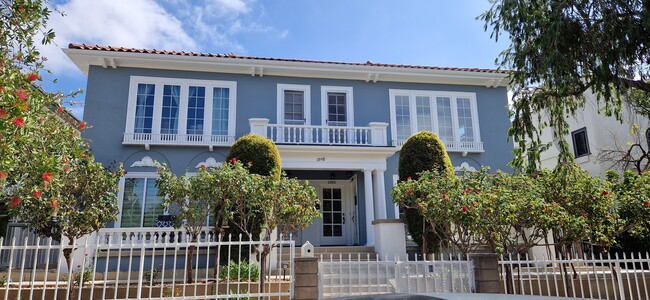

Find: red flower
78;122;87;129
462;205;468;212
33;190;41;198
13;117;24;128
471;201;477;207
644;201;649;207
63;166;71;173
602;191;609;196
26;73;39;82
42;172;53;182
0;108;6;117
200;165;207;170
581;212;587;218
51;199;59;210
473;189;479;194
407;176;412;181
15;90;27;100
464;189;471;194
56;107;64;114
0;171;6;180
442;193;449;201
230;157;237;163
9;197;21;208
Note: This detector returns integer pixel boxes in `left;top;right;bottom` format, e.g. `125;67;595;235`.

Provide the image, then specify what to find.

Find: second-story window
389;89;481;147
125;76;237;142
277;84;311;126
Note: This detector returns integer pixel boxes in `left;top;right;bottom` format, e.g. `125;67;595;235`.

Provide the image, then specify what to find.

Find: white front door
320;185;347;245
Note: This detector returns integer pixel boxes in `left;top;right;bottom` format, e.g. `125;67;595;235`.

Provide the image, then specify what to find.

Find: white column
363;169;375;246
373;169;387;219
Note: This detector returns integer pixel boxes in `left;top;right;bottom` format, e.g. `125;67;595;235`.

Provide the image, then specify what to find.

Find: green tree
156;164;220;284
226;134;281;179
397;131;454;254
481;0;650;171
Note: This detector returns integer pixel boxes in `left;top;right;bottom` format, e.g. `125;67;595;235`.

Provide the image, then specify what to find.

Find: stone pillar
469;253;501;293
363;170;375;246
373;169;387;219
294;257;319;300
372;219;407;260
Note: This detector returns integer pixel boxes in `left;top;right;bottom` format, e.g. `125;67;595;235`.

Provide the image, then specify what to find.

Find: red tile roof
68;43;507;74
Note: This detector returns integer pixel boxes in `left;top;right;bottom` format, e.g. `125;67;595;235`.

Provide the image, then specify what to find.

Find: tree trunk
259;244;270;293
187;235;198;283
63;239;77;300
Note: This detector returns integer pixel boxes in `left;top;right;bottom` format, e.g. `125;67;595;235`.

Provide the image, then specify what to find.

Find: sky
39;0;510;119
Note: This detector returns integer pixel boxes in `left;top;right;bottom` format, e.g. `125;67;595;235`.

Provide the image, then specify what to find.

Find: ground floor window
120;177;164;228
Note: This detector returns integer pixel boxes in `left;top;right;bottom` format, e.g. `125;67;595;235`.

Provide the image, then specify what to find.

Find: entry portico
278;145;397;246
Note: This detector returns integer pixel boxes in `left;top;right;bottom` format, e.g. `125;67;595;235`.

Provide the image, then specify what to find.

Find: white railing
0;231;295;300
393;139;484;153
319;253;475;298
500;253;650;299
123;133;235;147
250;118;389;146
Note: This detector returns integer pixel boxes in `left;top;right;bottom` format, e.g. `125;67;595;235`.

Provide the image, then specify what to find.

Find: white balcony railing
123;132;235;148
393;139;484;153
250;118;389;146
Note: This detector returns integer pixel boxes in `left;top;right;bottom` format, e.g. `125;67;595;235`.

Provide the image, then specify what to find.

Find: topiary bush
227;134;281;180
397;131;454;254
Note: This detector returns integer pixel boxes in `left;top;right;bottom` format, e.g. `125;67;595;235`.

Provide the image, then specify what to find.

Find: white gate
319;254;475;298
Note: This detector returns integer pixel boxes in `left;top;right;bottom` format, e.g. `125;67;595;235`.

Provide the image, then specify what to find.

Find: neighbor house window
119;176;165;228
572;127;590;158
389;89;480;146
126;76;237;139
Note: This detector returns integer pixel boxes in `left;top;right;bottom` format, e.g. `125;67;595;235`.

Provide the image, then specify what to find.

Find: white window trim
277;84;311;125
388;89;481;145
117;172;160;228
125;76;237;137
321;86;354;126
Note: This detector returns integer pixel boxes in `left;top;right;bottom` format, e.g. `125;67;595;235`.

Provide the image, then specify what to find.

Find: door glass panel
395;95;411;140
322;188;344;238
416;96;432;132
436;97;454;141
457;98;474;142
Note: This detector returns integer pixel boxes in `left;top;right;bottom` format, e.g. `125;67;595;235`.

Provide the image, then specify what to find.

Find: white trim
276;83;311;125
64;48;509;87
125;76;237;138
129;156;160;167
320;86;354;126
195;157;223;168
277;145;394;171
388;89;481;149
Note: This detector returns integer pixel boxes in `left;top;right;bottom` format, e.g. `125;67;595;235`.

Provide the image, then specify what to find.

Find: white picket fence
500;253;650;300
319;254;475;298
0;229;295;300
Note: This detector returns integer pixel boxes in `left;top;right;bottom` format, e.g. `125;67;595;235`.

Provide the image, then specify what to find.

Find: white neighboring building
538;90;650;176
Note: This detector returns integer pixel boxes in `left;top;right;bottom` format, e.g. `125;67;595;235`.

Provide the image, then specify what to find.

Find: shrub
397;131;454;254
227;134;281;180
218;260;260;281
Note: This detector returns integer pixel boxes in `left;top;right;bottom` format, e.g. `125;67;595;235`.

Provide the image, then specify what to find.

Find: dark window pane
323;226;332;237
323;188;331;199
333;200;341;211
323;200;332;212
324;213;332;223
333;213;342;224
333;189;341;199
333;225;342;236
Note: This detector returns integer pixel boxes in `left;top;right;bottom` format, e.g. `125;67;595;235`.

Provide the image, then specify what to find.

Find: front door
320;185;347;245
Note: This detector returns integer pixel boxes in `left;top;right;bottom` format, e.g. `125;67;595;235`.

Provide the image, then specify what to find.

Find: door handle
342;213;345;224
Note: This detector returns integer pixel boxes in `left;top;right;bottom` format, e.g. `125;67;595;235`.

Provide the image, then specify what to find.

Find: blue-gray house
64;43;512;248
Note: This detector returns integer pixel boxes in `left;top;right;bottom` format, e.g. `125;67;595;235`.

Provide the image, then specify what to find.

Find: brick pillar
469;253;501;293
294;257;319;300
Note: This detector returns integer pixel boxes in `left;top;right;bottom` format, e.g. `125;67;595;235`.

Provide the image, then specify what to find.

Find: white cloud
41;0;195;75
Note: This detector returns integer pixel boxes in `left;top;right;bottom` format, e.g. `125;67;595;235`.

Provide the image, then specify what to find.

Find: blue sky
39;0;509;119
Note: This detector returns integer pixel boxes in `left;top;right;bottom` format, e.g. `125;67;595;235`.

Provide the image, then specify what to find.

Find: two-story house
64;43;513;249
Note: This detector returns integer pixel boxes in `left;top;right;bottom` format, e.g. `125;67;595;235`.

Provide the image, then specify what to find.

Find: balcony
250;118;389;147
123;132;235;150
393;139;484;154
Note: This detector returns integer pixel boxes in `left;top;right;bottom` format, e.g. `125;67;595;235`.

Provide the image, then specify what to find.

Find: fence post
294;257;319;300
469;253;501;293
